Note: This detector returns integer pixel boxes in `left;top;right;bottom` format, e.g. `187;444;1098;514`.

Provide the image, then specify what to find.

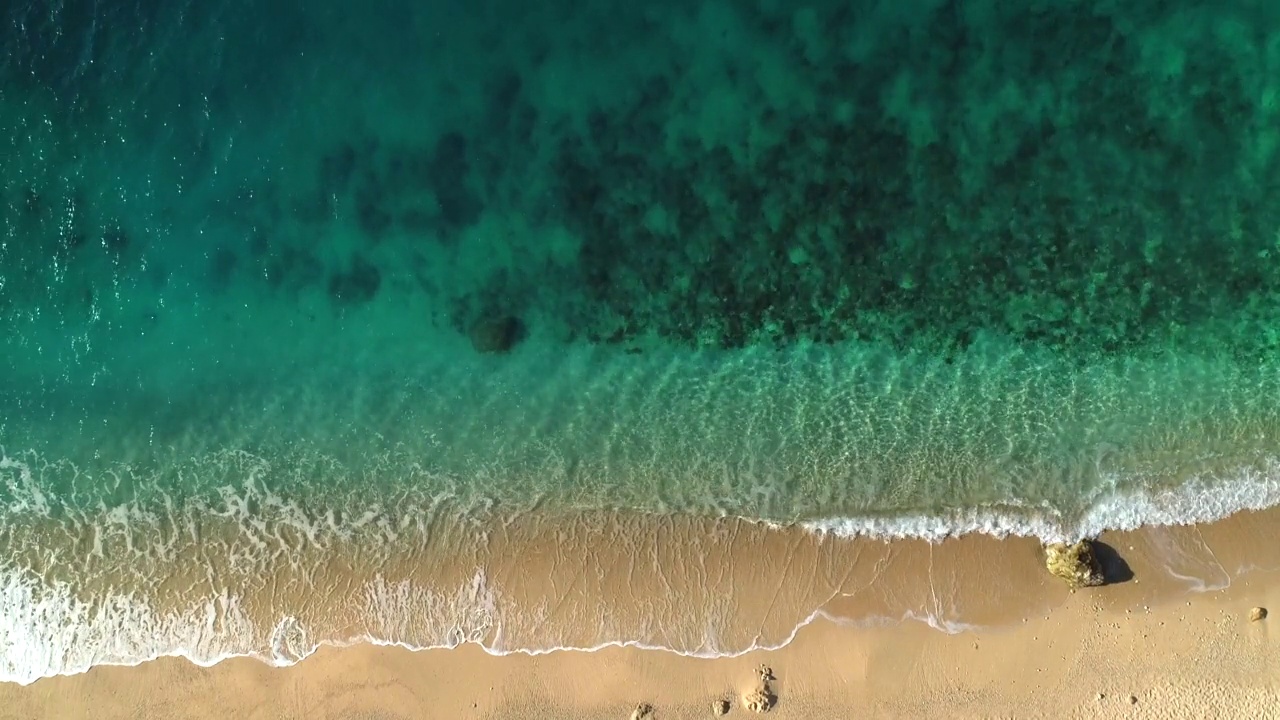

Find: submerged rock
711;698;730;715
1250;606;1268;622
468;315;526;354
1044;539;1106;589
630;702;655;720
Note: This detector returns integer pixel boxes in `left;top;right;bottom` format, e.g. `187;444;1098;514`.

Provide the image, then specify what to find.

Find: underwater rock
711;698;730;716
1044;540;1106;589
1250;607;1267;622
630;702;655;720
468;315;526;354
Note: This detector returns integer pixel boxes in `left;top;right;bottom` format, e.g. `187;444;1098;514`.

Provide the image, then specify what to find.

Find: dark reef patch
336;131;485;244
102;225;130;254
469;2;1280;357
209;247;239;289
474;69;540;196
327;254;382;305
21;186;43;218
319;143;358;197
426;131;484;233
65;231;89;253
354;179;394;239
7;0;1273;364
260;244;325;294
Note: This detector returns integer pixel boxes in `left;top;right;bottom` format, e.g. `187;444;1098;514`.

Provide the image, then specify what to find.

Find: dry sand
3;507;1279;719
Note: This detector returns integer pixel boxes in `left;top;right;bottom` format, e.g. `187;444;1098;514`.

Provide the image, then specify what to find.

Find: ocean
4;0;1280;684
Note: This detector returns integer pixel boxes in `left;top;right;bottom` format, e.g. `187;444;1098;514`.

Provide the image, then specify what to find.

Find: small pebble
1250;606;1268;622
1129;695;1139;705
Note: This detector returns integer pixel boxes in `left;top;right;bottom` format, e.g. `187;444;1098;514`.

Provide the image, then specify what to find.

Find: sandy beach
3;505;1278;720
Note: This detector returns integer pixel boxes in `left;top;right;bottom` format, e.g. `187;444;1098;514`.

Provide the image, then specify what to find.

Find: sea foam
0;566;501;686
802;459;1280;543
3;466;1280;685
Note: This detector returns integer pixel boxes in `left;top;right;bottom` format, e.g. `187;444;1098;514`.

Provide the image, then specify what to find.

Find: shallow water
4;0;1280;683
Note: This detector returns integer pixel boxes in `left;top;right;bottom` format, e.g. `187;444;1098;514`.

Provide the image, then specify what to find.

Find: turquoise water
5;0;1280;682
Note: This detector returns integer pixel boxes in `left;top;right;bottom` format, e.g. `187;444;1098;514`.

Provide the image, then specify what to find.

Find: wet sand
3;506;1279;719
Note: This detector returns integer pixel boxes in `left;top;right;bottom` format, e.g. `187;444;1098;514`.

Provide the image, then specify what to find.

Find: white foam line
800;467;1280;544
0;596;997;688
0;573;824;686
6;472;1280;686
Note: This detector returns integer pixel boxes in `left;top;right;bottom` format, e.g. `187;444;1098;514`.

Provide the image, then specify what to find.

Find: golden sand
2;507;1279;719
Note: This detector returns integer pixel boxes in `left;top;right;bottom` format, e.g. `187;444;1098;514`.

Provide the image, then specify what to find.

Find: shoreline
4;506;1280;717
3;493;1275;684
